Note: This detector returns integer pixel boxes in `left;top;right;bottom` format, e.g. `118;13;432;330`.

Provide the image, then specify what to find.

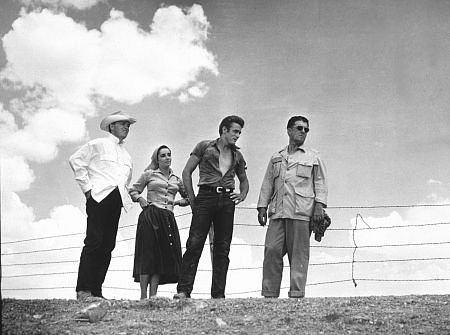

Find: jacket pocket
294;188;315;217
268;191;278;217
296;163;313;178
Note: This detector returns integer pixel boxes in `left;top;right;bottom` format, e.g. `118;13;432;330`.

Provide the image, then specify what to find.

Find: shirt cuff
80;183;92;194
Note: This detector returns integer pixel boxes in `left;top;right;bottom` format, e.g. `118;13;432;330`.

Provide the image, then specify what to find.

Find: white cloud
2;9;103;112
178;82;209;103
2;107;87;163
0;154;35;193
1;193;88;299
0;105;36;193
427;178;443;185
2;6;217;108
0;5;218;165
1;195;85;243
0;3;218;216
350;205;450;254
18;0;106;10
348;197;450;292
94;7;217;104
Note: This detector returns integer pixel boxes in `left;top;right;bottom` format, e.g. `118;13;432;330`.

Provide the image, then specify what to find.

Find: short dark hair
219;115;245;135
287;116;309;129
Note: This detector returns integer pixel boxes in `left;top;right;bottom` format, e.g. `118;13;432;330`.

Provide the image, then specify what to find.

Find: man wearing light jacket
257;115;328;298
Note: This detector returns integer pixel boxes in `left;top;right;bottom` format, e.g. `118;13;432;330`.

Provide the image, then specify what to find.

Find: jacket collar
279;144;305;160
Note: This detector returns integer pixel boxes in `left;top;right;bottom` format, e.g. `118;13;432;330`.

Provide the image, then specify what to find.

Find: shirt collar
287;143;305;153
107;132;123;145
213;138;240;151
155;167;174;177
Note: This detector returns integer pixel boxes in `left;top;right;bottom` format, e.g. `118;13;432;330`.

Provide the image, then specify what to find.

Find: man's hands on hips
230;192;246;205
257;207;267;226
313;202;324;223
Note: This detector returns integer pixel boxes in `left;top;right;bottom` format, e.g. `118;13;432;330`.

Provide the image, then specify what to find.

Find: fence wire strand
2;205;450;296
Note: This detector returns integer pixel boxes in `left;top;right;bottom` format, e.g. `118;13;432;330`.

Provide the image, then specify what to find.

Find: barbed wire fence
2;203;450;298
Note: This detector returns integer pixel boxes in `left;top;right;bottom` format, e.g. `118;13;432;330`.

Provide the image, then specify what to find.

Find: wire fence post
351;213;371;287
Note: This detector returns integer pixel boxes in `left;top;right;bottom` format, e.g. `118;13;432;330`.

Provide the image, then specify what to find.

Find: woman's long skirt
132;205;182;285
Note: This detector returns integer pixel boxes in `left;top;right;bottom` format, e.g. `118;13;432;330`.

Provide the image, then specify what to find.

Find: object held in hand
309;211;331;242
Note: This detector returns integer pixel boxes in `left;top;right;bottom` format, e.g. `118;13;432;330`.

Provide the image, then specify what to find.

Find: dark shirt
191;139;246;189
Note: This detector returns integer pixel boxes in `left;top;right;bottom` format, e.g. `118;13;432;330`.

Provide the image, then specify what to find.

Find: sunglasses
293;125;309;133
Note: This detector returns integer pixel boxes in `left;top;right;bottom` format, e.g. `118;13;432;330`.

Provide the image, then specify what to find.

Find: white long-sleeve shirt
69;133;133;211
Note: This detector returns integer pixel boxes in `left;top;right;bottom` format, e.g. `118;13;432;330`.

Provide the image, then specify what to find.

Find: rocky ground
2;295;450;334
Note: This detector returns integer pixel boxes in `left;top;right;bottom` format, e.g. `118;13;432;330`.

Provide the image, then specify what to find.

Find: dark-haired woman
129;145;189;299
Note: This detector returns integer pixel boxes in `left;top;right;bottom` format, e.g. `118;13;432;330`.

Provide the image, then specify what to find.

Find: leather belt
199;185;234;194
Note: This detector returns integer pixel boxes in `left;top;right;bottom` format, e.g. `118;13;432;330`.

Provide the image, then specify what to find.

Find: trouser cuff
261;290;279;298
288;290;305;298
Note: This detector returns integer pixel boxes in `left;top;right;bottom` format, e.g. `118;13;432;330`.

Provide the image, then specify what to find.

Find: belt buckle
216;186;224;193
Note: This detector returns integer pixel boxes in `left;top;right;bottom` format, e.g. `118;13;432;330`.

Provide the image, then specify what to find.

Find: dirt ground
2;295;450;334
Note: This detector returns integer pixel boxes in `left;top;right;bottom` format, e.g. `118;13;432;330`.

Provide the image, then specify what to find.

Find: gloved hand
310;211;331;242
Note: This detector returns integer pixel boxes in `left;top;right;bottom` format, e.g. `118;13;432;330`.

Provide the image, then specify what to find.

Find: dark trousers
76;188;122;297
177;189;235;298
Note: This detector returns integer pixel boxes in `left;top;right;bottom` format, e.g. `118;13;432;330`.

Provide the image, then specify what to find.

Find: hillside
2;295;449;334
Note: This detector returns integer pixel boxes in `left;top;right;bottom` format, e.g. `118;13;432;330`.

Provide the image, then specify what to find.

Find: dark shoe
92;293;108;300
76;290;93;301
212;295;225;299
173;292;189;299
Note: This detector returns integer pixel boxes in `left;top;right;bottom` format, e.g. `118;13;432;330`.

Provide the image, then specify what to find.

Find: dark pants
76;188;122;297
177;189;235;298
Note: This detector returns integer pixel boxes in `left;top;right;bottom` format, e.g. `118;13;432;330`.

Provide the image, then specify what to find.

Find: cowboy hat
100;111;136;132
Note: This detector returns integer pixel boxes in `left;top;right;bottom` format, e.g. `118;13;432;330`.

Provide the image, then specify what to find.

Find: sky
1;0;449;300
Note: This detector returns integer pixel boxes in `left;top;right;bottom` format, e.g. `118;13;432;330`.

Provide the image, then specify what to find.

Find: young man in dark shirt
174;115;249;299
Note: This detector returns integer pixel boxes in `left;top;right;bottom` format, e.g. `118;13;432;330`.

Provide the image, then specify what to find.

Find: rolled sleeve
128;171;149;202
191;140;207;158
313;156;328;206
236;153;247;175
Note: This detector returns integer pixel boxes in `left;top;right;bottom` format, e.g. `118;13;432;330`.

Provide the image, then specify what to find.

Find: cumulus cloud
1;5;217;187
2;6;217;108
427;178;443;185
178;82;209;103
348;197;450;291
1;193;87;299
18;0;106;10
1;107;87;163
350;205;450;254
1;5;217;157
0;154;35;194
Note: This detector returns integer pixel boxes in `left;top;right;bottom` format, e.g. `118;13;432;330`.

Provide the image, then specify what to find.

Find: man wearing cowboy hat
69;111;136;300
